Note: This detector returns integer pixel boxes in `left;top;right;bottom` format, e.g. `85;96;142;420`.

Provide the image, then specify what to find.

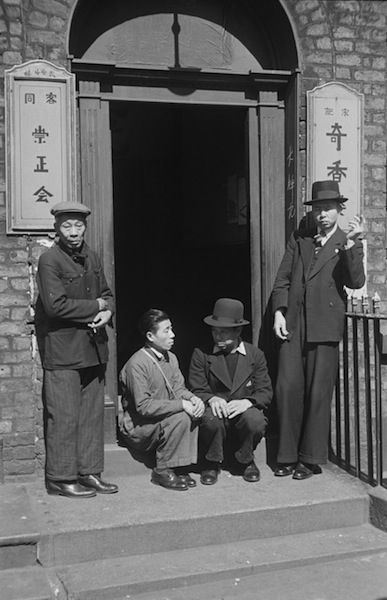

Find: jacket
271;227;365;343
189;341;272;410
35;240;114;369
120;347;193;424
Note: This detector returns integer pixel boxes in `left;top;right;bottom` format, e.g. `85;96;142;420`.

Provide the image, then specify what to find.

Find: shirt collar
317;222;338;243
146;345;169;361
213;340;246;355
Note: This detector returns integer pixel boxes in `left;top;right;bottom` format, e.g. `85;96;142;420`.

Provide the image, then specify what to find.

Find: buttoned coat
271;227;365;343
35;241;115;369
189;341;272;410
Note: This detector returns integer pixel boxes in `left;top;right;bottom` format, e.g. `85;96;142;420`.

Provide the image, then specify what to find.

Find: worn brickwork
0;0;385;479
285;0;387;306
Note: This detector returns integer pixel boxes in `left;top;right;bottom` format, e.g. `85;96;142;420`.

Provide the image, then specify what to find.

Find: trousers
199;406;266;465
121;411;198;469
275;316;339;465
44;365;105;481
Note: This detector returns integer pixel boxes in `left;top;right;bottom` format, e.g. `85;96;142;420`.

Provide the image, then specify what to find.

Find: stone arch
69;0;298;72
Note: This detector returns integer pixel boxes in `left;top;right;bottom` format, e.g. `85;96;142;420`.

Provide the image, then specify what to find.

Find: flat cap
50;202;91;217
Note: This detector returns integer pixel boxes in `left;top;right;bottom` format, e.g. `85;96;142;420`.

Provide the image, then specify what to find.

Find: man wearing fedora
35;202;118;498
272;180;365;480
189;298;272;485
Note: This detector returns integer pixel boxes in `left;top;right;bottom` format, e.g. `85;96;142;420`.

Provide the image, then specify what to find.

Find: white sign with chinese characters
307;82;363;230
307;82;367;296
5;60;76;233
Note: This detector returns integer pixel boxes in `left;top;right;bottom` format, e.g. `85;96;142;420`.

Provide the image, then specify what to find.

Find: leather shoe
46;480;96;498
176;473;197;488
78;474;118;494
200;468;219;485
292;463;322;480
274;463;297;477
151;468;188;491
243;461;260;482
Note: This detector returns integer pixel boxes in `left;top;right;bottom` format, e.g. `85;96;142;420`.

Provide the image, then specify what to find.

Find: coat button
329;302;334;307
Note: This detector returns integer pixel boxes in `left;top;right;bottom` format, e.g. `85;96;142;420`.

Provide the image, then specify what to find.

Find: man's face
211;326;242;352
311;200;340;232
147;319;175;352
56;214;86;250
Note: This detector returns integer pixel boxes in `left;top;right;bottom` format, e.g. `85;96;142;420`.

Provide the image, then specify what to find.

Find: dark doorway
111;101;251;378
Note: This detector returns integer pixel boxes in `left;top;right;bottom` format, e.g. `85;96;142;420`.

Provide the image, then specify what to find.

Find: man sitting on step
119;309;204;491
189;298;272;485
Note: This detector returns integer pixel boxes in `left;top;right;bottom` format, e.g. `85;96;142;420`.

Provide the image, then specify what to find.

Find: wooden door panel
78;84;118;443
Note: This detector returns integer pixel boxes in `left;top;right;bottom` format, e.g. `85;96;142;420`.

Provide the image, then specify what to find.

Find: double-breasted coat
271;226;365;465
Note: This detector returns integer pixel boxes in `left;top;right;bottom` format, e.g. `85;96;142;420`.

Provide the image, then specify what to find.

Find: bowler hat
304;180;347;205
51;202;91;217
204;298;250;327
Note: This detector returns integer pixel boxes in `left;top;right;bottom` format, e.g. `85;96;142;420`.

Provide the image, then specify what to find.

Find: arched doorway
68;0;300;440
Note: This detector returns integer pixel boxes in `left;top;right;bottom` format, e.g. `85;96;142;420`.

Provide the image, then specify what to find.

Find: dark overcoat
189;341;272;410
35;240;115;369
271;227;365;343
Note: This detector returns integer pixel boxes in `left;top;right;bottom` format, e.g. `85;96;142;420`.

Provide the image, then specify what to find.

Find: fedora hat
304;180;347;205
204;298;250;327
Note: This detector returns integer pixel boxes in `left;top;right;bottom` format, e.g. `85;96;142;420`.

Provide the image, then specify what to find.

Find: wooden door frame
75;65;298;438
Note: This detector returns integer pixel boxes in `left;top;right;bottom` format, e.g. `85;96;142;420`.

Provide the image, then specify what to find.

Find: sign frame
5;59;77;234
307;81;364;230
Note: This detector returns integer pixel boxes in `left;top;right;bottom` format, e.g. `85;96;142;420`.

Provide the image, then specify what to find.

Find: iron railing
330;293;387;489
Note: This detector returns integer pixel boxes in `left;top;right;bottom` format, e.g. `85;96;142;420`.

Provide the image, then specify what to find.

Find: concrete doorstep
1;444;387;599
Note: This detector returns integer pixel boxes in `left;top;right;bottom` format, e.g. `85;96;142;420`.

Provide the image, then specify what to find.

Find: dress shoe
242;461;260;482
176;472;197;488
292;463;322;480
151;468;188;491
46;480;96;498
78;474;118;494
274;463;297;477
200;468;219;485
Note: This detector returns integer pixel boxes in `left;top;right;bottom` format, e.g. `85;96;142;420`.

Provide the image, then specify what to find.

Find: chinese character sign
5;60;76;232
307;82;363;230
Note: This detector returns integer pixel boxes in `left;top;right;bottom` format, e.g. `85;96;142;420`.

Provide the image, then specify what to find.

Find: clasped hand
182;396;205;419
88;309;112;331
208;396;252;419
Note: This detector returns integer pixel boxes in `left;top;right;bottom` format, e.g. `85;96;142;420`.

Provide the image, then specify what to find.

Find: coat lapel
299;232;316;279
307;228;346;279
230;351;255;395
208;353;232;390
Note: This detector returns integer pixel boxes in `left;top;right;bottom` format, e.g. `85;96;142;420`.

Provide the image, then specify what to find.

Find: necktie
314;233;325;247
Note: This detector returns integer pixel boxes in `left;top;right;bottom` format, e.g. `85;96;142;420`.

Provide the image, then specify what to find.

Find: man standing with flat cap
272;180;365;480
189;298;272;485
35;202;118;498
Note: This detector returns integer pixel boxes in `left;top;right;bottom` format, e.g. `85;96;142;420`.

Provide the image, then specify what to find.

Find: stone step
1;460;369;571
3;524;387;600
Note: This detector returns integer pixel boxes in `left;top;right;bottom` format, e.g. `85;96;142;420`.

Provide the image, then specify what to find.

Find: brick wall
0;0;386;479
285;0;387;308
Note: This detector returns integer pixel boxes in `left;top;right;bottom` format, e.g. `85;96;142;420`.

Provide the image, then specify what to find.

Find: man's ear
145;331;153;343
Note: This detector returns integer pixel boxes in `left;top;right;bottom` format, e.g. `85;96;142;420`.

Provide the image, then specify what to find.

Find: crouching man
119;309;204;491
189;298;272;485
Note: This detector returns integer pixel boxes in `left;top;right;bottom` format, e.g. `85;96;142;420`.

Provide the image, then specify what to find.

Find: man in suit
36;202;118;498
189;298;272;485
272;180;365;480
